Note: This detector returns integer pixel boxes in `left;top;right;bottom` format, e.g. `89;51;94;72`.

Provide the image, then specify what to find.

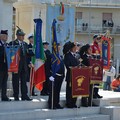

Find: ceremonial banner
71;67;91;98
101;36;111;69
46;3;75;53
90;59;103;84
5;46;20;72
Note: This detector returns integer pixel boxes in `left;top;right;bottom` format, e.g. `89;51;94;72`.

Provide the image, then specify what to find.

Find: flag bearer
41;41;51;96
91;34;103;99
48;43;65;109
27;33;37;96
9;28;32;101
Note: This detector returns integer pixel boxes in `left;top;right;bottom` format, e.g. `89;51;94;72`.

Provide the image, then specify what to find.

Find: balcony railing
64;0;120;6
75;25;120;35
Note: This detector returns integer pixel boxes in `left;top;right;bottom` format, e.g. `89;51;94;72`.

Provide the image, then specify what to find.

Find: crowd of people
0;27;118;110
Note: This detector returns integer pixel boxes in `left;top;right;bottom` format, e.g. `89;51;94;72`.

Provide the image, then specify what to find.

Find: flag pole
51;80;54;109
91;84;94;107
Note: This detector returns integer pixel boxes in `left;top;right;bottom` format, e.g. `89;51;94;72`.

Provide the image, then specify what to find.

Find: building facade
1;0;120;62
0;0;17;41
75;0;120;62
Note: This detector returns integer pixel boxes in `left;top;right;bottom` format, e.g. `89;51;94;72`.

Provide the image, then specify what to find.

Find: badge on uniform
5;45;20;73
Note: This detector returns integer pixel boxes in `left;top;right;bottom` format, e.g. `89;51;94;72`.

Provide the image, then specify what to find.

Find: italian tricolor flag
30;18;46;92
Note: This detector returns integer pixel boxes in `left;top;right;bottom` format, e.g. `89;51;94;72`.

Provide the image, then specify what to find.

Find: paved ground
29;89;120;102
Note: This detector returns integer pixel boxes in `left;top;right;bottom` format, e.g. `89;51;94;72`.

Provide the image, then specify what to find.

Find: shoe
82;104;88;107
40;92;49;96
14;97;19;101
48;106;56;109
21;96;32;101
66;105;77;108
56;104;63;109
2;97;11;101
73;105;77;108
97;94;103;98
93;95;97;99
32;93;38;96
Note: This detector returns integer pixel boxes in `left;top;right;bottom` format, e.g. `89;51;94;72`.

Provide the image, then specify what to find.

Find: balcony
64;0;120;7
75;25;120;35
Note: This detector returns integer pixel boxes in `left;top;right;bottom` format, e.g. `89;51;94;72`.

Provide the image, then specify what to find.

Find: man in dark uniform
41;41;51;96
48;43;65;109
0;30;11;101
27;33;37;96
64;42;80;108
9;28;32;101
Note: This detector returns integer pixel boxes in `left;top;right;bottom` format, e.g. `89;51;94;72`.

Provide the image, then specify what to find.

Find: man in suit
0;30;11;101
41;41;51;96
27;33;37;96
64;42;80;108
9;28;32;101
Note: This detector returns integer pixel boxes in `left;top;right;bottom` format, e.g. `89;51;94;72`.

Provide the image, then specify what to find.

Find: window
102;13;113;28
75;12;82;26
103;13;112;21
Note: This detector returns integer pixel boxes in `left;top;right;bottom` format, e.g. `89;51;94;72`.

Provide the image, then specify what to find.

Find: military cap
27;33;34;39
76;42;84;47
0;30;8;35
16;27;25;36
93;34;101;40
43;41;49;45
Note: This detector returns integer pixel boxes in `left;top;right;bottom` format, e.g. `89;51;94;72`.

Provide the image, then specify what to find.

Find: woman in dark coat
80;44;93;107
64;42;80;108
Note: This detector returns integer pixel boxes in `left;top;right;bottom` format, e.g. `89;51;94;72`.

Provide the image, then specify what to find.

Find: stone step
0;96;83;112
93;97;120;107
0;107;100;120
43;114;110;120
32;115;110;120
0;100;47;112
101;106;120;120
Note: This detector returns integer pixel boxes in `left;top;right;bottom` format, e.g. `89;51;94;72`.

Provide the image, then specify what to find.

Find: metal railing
75;25;120;34
65;0;120;6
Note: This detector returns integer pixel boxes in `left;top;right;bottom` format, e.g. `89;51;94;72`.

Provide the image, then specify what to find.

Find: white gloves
49;76;55;82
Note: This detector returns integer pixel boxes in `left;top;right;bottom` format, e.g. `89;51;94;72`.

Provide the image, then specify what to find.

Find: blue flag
51;19;61;77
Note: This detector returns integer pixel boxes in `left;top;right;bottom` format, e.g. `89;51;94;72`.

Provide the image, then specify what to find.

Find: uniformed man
27;33;37;96
91;34;101;59
91;34;103;99
48;43;65;109
0;30;11;101
64;42;80;108
41;41;51;96
9;28;32;101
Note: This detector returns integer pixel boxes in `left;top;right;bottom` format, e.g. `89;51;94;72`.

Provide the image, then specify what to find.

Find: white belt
56;73;63;76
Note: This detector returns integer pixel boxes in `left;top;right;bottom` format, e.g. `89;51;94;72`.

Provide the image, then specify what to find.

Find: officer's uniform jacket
64;52;80;83
0;40;8;72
